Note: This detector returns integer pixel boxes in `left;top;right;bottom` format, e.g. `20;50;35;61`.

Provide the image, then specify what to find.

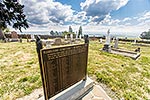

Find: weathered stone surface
111;48;140;60
0;30;5;40
40;43;88;99
53;38;62;45
11;31;18;38
10;31;19;42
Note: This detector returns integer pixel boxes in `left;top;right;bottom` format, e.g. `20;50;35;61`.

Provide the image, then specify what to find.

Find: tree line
140;29;150;40
50;26;82;37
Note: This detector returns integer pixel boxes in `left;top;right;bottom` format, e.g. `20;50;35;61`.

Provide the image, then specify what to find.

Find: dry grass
0;41;42;100
0;40;150;100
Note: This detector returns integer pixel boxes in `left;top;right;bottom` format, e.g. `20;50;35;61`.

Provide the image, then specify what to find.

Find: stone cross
105;29;110;45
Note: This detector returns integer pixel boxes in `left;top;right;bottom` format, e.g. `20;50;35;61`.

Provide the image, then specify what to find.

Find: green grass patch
88;41;150;99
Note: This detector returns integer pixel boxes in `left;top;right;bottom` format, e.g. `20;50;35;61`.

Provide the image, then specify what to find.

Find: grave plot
111;48;140;60
132;43;150;47
102;29;140;60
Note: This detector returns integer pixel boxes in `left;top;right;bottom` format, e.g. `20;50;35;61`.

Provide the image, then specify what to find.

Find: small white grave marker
65;35;67;40
79;35;82;39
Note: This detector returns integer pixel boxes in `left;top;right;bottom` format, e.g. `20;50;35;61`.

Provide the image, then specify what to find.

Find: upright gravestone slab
0;30;6;40
65;35;67;40
114;38;118;49
70;34;73;40
53;38;62;45
134;39;137;44
79;34;82;40
70;34;73;44
30;34;36;42
10;31;19;42
11;31;18;38
102;29;111;52
99;38;103;43
76;32;78;39
36;36;89;100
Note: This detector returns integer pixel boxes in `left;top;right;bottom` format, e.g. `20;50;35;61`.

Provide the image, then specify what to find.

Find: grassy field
0;40;150;100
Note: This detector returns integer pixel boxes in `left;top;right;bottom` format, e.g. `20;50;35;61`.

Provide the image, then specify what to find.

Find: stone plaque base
10;38;19;42
38;77;94;100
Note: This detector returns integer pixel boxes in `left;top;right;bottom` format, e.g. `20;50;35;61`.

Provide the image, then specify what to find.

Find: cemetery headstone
10;31;19;42
19;37;22;43
102;29;111;52
99;38;103;43
0;30;6;40
79;34;82;39
36;35;89;100
70;34;73;44
26;35;29;42
76;32;78;39
65;35;67;40
11;31;18;38
42;40;54;48
114;38;118;49
134;39;137;44
53;38;62;45
70;34;73;40
30;34;36;42
105;29;110;45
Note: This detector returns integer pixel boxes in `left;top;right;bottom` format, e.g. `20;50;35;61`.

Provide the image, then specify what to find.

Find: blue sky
17;0;150;36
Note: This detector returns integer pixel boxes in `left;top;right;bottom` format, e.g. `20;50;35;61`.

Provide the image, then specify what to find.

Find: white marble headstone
76;33;78;39
134;39;136;44
70;34;73;40
100;38;103;43
31;34;35;40
79;35;82;39
105;29;110;45
65;35;67;40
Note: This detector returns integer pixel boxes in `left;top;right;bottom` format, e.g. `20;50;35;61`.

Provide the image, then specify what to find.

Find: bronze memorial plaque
40;44;88;100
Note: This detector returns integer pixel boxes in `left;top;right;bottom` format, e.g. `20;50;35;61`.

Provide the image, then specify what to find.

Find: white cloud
20;0;74;25
80;0;129;22
123;17;132;22
16;0;149;36
68;11;88;25
138;11;150;22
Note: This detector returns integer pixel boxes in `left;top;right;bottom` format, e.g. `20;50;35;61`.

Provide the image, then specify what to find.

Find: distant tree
50;30;55;36
69;26;73;33
78;26;82;37
62;31;68;36
140;29;150;39
55;31;59;36
0;0;29;32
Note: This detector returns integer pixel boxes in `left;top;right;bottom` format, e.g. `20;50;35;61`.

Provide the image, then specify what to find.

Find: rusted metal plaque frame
40;44;88;100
